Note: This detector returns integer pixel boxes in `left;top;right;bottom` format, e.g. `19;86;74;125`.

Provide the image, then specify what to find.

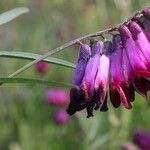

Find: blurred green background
0;0;150;150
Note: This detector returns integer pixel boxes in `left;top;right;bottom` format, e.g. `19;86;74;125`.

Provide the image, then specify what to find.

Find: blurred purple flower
45;89;69;106
133;129;150;150
54;109;70;125
35;61;50;74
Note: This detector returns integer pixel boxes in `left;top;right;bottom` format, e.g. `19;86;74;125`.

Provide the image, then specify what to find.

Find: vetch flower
45;89;69;106
35;61;50;74
54;109;70;125
81;41;103;102
128;21;150;67
72;44;91;86
94;41;111;111
109;35;132;109
122;47;135;102
119;25;150;98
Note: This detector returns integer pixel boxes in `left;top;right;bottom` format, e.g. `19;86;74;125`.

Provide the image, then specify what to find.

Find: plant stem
7;7;145;78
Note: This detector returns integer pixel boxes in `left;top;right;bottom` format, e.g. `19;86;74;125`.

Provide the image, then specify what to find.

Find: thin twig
7;7;146;78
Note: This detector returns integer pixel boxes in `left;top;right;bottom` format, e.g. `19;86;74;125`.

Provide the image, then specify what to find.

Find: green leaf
0;7;29;25
0;77;75;89
0;51;76;69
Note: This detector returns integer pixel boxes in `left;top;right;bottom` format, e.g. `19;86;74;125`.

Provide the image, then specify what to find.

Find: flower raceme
67;8;150;117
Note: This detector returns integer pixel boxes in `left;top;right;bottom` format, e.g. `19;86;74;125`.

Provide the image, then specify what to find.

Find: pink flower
54;109;70;125
45;89;69;106
35;61;50;74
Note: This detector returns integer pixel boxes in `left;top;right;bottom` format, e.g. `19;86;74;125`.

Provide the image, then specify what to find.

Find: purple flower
133;129;150;150
122;47;135;102
54;109;70;125
94;41;110;111
119;25;150;98
128;21;150;67
72;44;91;86
81;41;103;101
35;61;50;74
45;89;69;106
109;35;132;109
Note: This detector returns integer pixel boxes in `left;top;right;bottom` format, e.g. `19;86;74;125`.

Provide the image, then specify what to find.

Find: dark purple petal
67;87;86;115
73;44;91;86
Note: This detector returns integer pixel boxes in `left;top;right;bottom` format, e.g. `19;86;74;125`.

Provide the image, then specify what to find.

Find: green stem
7;7;146;77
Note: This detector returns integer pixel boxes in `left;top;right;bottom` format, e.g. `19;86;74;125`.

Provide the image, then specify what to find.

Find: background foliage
0;0;150;150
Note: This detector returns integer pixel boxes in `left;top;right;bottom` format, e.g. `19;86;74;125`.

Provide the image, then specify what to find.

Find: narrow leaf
0;77;75;89
0;7;29;25
0;51;76;68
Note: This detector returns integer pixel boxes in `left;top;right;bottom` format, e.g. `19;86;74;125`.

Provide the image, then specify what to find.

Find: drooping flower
133;129;150;150
122;46;135;102
80;41;103;102
119;25;150;98
94;41;111;111
128;21;150;67
45;89;69;106
35;61;50;74
54;109;70;125
109;35;132;109
72;44;91;86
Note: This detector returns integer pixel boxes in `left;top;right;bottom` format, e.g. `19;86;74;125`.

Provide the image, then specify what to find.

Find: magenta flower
133;129;150;150
128;21;150;67
54;109;70;125
119;25;150;98
35;61;50;74
72;44;91;86
45;89;69;106
109;35;132;109
81;41;103;102
122;48;135;102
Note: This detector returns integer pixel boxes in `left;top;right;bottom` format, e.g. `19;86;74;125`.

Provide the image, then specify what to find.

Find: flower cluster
67;8;150;118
